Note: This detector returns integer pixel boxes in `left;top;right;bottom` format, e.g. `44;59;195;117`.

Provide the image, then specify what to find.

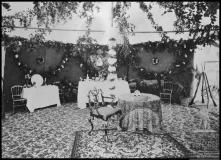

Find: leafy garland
5;35;110;79
5;34;198;81
133;39;196;79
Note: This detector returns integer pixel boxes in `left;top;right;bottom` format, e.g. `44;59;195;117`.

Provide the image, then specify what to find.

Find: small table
22;85;61;112
118;93;162;133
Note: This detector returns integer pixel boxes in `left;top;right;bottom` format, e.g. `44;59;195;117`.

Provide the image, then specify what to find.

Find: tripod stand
189;71;217;107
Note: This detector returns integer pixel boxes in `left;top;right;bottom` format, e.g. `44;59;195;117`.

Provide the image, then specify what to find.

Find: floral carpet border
70;129;192;158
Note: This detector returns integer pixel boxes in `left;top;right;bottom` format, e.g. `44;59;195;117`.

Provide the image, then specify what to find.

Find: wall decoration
35;56;44;65
152;57;159;65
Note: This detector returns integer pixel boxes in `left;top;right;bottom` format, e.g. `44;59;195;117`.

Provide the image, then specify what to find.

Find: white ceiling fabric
3;2;219;44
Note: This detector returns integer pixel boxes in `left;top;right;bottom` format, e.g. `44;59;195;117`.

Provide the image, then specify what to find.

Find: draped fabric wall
2;44;6;119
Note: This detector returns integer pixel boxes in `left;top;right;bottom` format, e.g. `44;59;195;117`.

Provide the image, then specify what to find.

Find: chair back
163;81;173;91
11;85;24;99
88;88;103;109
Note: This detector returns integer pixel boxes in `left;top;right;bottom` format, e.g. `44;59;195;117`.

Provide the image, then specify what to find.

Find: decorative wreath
36;56;44;65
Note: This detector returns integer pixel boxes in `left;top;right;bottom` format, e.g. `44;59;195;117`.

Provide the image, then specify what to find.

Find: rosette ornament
108;57;117;65
108;49;117;57
108;66;116;72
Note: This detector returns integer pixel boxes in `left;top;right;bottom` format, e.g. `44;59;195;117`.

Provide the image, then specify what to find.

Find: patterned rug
2;103;219;158
186;132;220;159
71;129;190;158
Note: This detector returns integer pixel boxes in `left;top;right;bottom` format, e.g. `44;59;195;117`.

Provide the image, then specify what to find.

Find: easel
189;65;217;107
189;65;217;132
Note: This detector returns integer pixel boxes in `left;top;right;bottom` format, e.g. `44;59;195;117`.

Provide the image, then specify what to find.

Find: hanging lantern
108;37;117;49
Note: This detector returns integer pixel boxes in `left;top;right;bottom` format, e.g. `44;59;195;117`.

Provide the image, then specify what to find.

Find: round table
118;93;162;133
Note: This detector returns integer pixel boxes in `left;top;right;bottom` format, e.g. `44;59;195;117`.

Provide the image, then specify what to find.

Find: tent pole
1;44;6;120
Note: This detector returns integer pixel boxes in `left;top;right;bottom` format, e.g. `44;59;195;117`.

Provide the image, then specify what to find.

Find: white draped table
77;80;131;109
22;85;61;112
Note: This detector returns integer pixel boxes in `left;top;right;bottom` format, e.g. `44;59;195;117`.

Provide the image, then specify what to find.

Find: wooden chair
160;81;173;104
87;88;122;141
11;85;27;114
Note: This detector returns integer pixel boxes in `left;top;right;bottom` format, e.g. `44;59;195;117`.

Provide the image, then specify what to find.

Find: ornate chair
87;88;122;141
160;81;173;104
11;85;27;114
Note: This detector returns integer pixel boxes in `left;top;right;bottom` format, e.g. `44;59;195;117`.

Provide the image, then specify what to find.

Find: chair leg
104;123;109;142
88;117;94;135
118;114;124;131
12;104;15;115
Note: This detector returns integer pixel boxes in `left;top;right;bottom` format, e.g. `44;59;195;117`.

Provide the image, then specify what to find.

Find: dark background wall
3;45;194;111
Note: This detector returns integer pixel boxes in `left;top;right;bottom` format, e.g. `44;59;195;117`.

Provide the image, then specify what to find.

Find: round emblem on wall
36;56;44;65
152;57;159;65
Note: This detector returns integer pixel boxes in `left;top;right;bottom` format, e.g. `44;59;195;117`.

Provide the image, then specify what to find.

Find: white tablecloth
22;85;61;112
77;80;131;109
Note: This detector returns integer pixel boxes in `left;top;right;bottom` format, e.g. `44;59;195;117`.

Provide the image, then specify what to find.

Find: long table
77;80;131;109
22;85;61;112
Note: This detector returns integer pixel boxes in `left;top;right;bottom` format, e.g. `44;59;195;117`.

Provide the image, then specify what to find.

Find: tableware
31;74;43;87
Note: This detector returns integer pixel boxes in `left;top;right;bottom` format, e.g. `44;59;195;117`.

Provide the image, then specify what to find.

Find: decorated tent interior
1;2;220;159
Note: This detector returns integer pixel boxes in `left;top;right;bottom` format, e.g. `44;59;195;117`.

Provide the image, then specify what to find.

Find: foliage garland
5;34;198;81
133;39;196;80
4;35;111;79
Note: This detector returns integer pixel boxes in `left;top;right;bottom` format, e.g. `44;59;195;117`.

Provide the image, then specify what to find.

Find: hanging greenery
156;2;219;46
2;2;219;47
139;2;170;42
